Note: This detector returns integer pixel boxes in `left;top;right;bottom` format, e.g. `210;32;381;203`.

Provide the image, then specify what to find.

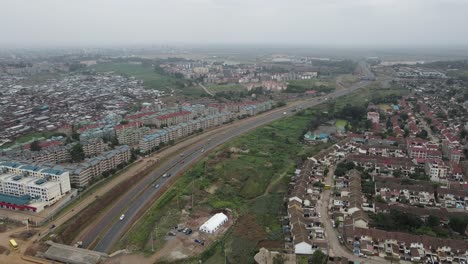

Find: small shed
199;213;228;233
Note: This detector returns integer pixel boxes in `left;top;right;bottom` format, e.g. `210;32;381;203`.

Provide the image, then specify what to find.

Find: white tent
199;213;228;233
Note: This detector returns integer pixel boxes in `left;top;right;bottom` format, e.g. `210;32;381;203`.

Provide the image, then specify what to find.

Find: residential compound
158;57;321;92
64;145;131;188
139;112;232;153
285;69;468;262
0;161;71;212
286;139;355;255
1;138;107;164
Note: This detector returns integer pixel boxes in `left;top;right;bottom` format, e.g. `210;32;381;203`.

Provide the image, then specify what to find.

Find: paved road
83;78;374;253
320;164;394;264
198;83;214;96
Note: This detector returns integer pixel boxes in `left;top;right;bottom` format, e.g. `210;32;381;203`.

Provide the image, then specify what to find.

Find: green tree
70;144;85;162
273;254;285;264
30;140;42;151
310;249;327;264
71;132;80;141
427;215;440;227
393;169;403;178
449;216;468;233
461;129;467;140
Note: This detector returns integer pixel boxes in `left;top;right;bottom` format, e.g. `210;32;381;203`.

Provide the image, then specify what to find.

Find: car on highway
181;160;185;164
162;173;171;178
283;112;287;115
119;214;125;220
154;184;160;188
201;148;205;153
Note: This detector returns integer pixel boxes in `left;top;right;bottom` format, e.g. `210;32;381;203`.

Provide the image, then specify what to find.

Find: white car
283;112;287;115
119;214;125;220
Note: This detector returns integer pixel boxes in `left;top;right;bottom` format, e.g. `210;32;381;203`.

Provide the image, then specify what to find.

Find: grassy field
0;131;56;149
286;78;335;93
335;119;348;130
118;84;410;263
447;70;468;81
91;62;204;97
378;104;392;111
206;84;245;93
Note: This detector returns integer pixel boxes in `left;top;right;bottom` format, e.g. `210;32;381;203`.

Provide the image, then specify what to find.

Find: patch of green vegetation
91;62;203;96
1;131;55;149
297;255;310;264
207;84;245;93
285;79;335;93
447;70;468;81
335;119;348;130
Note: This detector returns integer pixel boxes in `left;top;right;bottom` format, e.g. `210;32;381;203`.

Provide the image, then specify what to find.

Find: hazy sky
1;0;468;47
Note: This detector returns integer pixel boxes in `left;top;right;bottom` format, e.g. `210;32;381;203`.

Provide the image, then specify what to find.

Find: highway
82;77;374;253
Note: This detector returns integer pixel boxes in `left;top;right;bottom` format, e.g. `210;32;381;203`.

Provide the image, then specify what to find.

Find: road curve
85;79;373;253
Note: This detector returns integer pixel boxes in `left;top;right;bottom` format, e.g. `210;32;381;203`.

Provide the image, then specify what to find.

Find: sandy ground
0;224;52;263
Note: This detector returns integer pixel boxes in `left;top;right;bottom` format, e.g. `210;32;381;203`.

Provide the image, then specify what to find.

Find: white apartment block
425;161;449;183
0;161;71;212
66;145;131;188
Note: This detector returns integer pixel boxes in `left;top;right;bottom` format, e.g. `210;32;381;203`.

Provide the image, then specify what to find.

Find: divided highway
83;79;373;253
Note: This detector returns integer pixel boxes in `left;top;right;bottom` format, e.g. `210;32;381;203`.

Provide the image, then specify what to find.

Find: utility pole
151;231;154;252
191;176;194;210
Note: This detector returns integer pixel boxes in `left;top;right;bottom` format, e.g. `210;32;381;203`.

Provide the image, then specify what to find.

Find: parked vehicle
183;228;192;235
9;239;18;250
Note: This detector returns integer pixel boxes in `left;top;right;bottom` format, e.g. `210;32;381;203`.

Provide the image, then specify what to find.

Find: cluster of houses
286;138;356;255
158;59;319;93
374;176;468;210
343;225;468;262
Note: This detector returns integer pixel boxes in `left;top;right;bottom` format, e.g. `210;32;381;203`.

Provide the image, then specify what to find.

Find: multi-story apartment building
81;138;107;157
65;145;131;188
155;111;193;127
115;122;150;146
0;162;71;212
139;112;232;153
425;160;449;183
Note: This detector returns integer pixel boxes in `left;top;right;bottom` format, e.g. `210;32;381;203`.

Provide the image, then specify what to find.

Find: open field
206;84;245;93
378;103;392;111
91;62;205;97
0;131;56;150
286;78;335;93
335;119;348;130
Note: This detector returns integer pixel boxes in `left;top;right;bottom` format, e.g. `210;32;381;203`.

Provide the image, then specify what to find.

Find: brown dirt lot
107;210;234;264
10;229;39;241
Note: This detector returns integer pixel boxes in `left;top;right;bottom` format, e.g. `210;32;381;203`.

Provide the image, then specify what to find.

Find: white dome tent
199;213;228;234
